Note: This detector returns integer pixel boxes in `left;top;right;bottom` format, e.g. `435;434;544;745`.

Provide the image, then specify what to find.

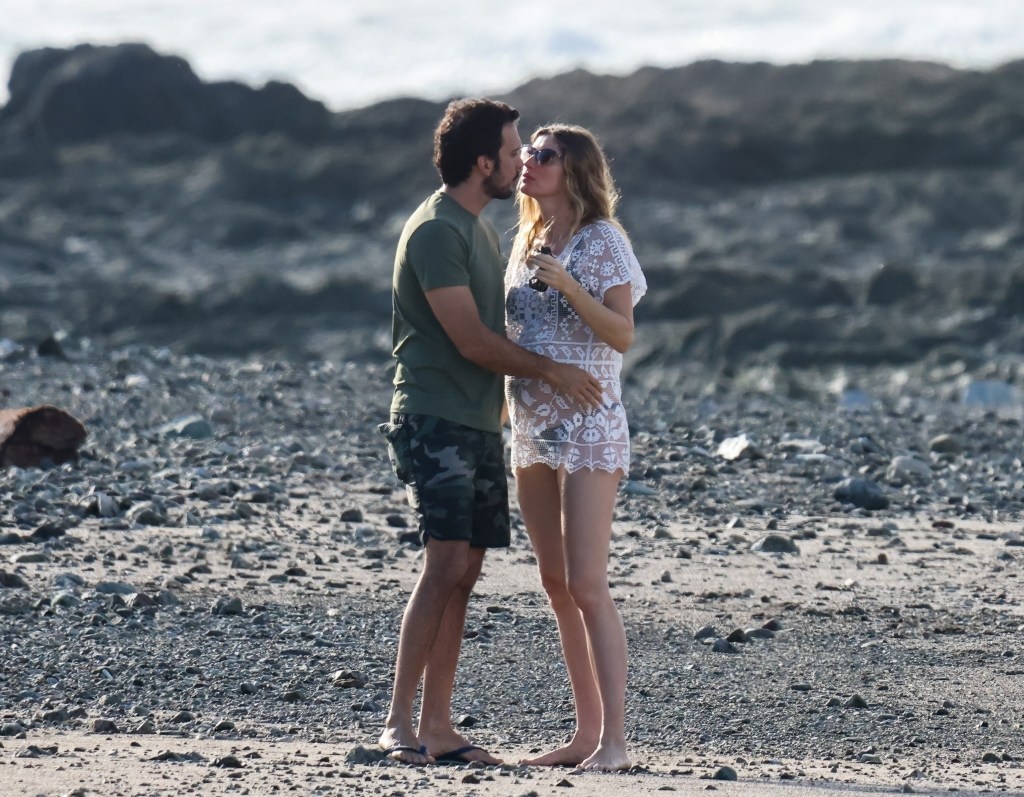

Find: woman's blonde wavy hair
511;124;628;265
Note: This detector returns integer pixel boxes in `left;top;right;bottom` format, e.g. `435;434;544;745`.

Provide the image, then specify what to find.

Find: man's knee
420;540;473;589
454;549;485;594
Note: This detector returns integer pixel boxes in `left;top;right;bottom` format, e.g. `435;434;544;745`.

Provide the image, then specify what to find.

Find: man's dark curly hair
434;98;520;186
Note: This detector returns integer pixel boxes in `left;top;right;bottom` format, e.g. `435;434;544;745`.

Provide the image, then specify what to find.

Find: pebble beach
1;345;1023;795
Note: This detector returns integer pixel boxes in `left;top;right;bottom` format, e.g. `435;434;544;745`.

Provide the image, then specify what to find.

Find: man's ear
476;154;495;176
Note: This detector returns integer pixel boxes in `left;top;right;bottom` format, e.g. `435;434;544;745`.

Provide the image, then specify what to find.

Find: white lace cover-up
505;220;647;474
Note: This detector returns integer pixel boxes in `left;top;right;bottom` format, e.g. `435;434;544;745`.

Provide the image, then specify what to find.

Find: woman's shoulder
580;219;635;255
581;218;628;242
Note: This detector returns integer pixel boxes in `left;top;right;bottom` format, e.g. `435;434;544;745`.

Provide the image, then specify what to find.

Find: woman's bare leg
515;463;602;766
561;467;630;771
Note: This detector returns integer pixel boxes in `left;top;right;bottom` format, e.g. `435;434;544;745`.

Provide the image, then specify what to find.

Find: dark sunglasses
520;145;563;166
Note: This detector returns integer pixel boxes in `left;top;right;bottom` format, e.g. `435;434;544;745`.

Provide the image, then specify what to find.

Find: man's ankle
382;715;413;733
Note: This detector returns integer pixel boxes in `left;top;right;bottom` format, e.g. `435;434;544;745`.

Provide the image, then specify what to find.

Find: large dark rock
0;43;330;144
1;46;1024;368
502;58;1024;190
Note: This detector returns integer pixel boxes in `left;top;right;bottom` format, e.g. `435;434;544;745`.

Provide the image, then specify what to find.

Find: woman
505;125;646;771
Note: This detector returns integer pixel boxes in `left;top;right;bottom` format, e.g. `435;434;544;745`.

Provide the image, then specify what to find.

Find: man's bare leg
379;539;473;764
417;546;502;764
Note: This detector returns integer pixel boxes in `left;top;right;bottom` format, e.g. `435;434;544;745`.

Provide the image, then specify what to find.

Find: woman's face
519;133;566;200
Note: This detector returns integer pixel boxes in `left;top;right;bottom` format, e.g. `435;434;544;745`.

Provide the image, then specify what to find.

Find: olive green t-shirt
389;190;505;433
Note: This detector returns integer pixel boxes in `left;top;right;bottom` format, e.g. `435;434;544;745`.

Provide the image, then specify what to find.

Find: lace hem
510;453;627;475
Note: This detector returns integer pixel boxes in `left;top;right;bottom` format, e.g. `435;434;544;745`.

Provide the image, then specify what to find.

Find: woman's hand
527;251;635;353
526;251;577;294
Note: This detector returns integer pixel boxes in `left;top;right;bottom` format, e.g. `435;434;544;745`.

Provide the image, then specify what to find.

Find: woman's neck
537;198;575;252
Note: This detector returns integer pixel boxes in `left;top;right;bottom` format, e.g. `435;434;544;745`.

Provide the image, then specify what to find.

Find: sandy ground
4;508;1023;797
4;730;1022;797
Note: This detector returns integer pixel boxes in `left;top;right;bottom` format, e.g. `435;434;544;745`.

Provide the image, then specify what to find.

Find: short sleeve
407;219;470;291
584;221;647;307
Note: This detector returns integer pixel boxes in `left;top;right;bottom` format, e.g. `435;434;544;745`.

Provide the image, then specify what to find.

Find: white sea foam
1;0;1022;111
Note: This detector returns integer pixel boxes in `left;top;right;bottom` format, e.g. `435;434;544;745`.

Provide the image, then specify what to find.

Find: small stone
346;745;387;764
91;719;120;734
886;455;932;485
834;478;889;511
750;534;799;555
157;589;180;606
713;766;738;781
717;434;762;461
844;694;869;709
330;670;368;689
929;434;963;454
725;628;747;643
157;415;214;440
212;596;244;616
0;570;29;589
127;592;158;609
711;638;739;654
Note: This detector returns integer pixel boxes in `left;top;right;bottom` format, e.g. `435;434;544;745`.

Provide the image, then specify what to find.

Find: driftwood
0;405;87;467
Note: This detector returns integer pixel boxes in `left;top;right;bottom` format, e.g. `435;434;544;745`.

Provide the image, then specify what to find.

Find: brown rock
0;405;87;467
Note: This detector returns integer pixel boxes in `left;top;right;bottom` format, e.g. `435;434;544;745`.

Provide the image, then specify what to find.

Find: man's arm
425;285;604;409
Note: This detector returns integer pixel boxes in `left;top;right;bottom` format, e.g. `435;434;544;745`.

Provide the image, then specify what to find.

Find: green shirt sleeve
407;219;471;292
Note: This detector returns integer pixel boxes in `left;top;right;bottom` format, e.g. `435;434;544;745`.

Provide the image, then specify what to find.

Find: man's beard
483;169;517;200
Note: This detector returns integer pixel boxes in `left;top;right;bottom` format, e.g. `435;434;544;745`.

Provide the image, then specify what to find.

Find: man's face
483;122;523;200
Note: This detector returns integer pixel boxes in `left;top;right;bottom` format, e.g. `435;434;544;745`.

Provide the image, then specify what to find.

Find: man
377;98;603;765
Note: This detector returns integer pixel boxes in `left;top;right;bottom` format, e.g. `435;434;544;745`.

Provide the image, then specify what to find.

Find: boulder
0;43;330;145
0;405;87;467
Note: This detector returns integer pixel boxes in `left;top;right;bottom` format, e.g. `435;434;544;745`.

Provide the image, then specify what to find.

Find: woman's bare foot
519;740;596;767
579;743;631;772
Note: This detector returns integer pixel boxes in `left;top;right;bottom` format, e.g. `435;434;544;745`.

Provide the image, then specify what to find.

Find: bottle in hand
529;246;551;292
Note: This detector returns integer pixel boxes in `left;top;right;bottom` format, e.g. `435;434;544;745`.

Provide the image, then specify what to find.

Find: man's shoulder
404;195;475;244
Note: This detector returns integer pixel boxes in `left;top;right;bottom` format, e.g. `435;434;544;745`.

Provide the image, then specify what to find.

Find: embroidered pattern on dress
505;221;647;474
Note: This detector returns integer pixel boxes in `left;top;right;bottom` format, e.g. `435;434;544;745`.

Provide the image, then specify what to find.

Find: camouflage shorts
378;413;510;548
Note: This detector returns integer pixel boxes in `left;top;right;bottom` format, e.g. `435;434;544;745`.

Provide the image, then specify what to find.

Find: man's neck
441;181;490;217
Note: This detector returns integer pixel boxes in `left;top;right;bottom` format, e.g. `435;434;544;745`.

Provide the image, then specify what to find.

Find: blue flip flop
383;743;429;763
435;744;489;764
